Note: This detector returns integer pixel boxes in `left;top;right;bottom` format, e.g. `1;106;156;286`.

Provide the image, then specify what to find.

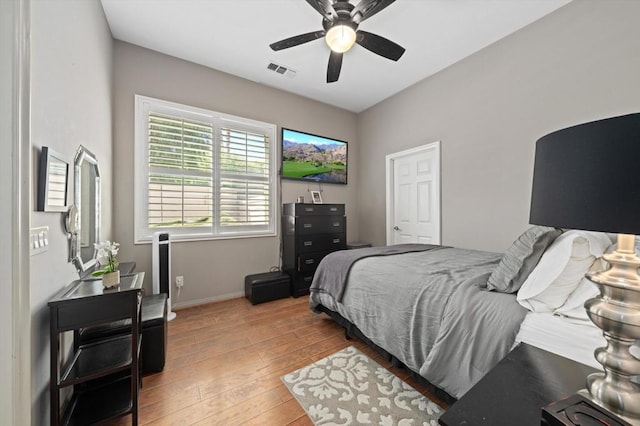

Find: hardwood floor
110;295;448;425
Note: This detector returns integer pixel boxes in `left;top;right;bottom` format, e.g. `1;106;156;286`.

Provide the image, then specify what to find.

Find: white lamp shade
326;24;356;53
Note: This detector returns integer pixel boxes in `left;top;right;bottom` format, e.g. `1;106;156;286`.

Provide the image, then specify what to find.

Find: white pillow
554;277;598;321
554;256;607;320
516;230;611;312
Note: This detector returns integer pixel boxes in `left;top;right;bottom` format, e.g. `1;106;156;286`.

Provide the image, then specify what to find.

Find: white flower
91;240;120;276
97;254;109;265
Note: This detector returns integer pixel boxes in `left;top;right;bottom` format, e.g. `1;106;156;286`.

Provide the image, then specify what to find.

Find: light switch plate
30;226;49;255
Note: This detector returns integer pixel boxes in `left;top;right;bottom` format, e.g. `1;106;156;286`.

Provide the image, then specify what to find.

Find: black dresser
282;203;347;297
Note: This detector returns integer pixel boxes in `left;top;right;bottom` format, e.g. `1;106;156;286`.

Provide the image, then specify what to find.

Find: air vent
267;61;297;79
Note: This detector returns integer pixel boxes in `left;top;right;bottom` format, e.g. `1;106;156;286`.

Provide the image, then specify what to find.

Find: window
134;95;277;243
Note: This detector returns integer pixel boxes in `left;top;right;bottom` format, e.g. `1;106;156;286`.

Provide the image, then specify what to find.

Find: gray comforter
309;243;446;302
309;247;528;399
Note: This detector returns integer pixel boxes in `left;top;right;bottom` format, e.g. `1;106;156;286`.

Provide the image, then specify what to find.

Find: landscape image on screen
281;128;347;184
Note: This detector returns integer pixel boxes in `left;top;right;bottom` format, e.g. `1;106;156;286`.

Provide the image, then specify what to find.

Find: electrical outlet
176;276;184;288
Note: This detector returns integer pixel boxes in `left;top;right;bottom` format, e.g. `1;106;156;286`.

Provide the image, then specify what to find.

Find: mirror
37;146;69;212
71;145;101;272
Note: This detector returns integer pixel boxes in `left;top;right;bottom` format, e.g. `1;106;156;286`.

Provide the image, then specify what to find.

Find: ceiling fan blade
305;0;338;21
351;0;395;24
327;51;343;83
270;30;326;51
356;30;405;61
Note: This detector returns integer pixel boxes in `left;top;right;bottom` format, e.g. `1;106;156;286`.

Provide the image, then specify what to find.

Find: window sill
134;231;277;245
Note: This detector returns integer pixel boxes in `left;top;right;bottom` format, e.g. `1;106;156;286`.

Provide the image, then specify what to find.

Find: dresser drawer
287;203;345;216
296;216;345;235
297;233;347;253
297;251;333;272
293;274;314;296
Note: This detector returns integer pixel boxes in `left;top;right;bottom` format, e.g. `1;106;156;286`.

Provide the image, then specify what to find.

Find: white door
386;142;441;245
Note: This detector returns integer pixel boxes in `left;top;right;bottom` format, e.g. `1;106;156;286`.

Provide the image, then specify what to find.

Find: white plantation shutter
135;96;276;242
148;113;214;229
219;123;271;228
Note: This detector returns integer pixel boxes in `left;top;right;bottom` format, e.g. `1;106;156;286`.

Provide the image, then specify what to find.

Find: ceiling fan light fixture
325;24;356;53
269;0;404;83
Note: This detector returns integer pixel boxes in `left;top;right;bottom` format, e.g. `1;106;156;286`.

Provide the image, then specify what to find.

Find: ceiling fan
269;0;406;83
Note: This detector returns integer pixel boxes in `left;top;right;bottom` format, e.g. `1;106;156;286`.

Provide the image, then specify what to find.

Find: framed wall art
37;146;69;212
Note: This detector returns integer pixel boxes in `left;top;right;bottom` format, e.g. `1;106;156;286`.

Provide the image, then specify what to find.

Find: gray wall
357;0;640;252
29;0;113;422
112;41;359;306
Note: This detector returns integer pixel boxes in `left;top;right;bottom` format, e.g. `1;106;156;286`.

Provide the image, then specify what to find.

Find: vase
102;270;120;288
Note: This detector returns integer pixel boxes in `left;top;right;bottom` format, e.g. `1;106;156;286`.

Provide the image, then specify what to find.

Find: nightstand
439;343;597;426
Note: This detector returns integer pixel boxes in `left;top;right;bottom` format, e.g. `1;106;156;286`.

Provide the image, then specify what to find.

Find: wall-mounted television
281;128;348;185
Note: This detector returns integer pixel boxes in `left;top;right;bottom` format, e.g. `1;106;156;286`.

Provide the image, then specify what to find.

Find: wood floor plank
243;398;308;426
105;295;447;425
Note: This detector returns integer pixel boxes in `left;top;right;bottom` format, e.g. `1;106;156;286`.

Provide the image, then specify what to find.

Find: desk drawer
54;291;141;331
296;216;345;235
297;233;346;253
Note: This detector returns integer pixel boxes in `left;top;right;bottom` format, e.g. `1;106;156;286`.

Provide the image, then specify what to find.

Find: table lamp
529;112;640;422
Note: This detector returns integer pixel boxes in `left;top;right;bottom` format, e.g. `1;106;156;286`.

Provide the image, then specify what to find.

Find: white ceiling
100;0;571;113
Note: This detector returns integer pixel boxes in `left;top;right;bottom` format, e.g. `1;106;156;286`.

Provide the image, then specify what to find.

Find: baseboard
172;291;244;310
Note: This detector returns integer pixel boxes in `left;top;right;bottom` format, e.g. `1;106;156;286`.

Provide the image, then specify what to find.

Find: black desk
439;343;597;426
49;272;144;425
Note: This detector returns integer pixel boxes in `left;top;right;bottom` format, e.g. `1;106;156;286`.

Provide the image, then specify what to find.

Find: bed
309;226;617;402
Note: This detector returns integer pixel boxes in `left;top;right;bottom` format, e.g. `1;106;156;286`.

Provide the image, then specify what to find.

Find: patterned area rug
281;346;443;425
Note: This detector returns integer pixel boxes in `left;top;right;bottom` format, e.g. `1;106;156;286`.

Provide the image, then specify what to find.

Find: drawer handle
332;222;340;227
330;207;337;211
303;223;313;228
303;241;313;246
332;238;341;244
305;207;314;212
305;259;314;265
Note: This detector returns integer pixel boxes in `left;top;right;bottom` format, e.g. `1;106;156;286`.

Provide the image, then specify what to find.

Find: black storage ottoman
245;271;290;304
77;293;168;375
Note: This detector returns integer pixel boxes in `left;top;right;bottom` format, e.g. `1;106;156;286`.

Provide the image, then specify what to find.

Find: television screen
281;128;348;184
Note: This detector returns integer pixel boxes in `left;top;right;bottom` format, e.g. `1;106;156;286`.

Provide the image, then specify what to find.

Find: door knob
393;226;400;231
